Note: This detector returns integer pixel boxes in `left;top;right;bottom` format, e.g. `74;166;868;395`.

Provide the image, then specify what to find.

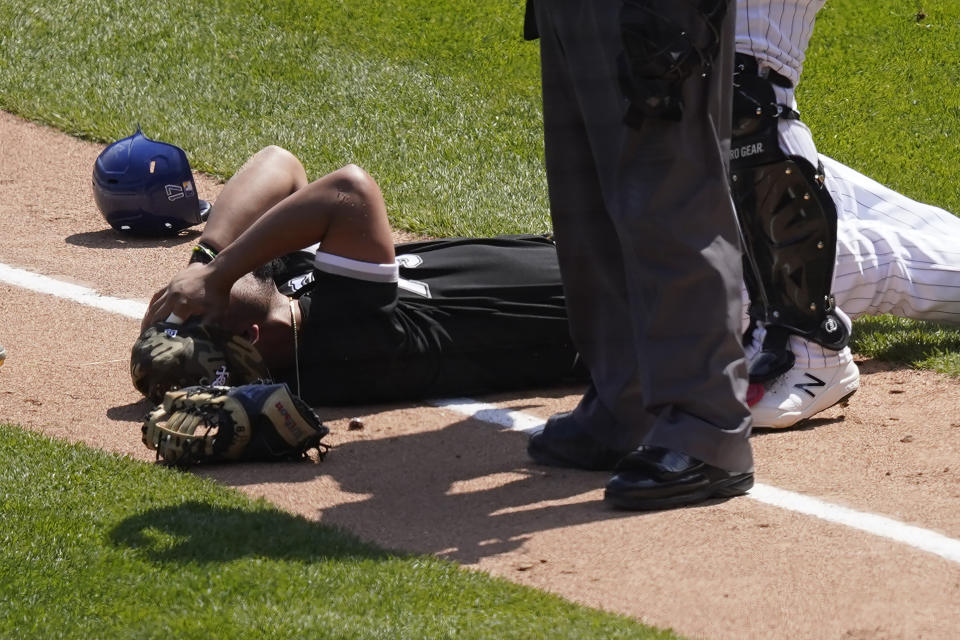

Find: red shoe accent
746;382;765;407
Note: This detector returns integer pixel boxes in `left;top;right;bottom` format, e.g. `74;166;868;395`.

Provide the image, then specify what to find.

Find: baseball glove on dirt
142;383;329;467
131;321;272;404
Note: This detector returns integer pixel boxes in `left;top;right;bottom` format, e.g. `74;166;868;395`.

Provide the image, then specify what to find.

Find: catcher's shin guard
730;55;848;382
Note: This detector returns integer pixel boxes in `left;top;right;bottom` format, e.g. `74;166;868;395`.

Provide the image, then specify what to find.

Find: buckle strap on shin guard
732;54;799;144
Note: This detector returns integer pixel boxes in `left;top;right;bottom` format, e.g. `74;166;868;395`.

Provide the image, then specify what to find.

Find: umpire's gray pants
535;0;753;472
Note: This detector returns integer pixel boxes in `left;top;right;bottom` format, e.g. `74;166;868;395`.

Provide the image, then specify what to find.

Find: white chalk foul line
748;484;960;565
430;398;546;434
431;398;960;566
0;263;146;320
4;264;959;566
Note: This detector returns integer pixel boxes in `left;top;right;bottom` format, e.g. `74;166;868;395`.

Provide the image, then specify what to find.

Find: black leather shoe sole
604;470;754;511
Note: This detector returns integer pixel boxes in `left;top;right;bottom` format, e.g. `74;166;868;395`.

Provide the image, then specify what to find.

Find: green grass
800;3;960;375
851;316;960;377
0;424;678;640
0;0;546;237
801;2;960;215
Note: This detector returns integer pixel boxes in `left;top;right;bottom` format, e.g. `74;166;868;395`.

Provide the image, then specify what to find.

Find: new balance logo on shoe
750;354;860;429
794;373;826;398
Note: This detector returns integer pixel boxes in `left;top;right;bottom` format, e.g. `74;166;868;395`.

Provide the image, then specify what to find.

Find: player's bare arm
198;145;309;253
139;145;307;330
143;158;394;328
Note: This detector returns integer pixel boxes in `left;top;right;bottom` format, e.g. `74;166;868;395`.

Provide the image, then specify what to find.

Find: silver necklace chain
289;298;301;396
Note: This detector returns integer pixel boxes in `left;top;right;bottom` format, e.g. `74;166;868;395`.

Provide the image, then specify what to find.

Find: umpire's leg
533;0;653;457
610;1;753;473
533;0;752;479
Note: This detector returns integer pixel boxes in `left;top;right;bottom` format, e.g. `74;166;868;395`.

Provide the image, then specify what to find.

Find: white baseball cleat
749;346;860;429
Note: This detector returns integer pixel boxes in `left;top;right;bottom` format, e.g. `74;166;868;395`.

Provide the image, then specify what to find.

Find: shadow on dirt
65;228;200;250
750;414;847;437
107;398;154;422
178;391;744;565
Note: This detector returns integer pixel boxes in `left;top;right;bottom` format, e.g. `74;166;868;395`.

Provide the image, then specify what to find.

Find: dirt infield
2;110;959;640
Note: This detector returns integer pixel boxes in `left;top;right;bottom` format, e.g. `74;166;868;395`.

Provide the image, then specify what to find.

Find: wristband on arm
189;242;219;264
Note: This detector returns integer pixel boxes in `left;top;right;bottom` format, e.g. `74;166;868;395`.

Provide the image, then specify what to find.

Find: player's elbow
253;145;301;170
249;145;308;190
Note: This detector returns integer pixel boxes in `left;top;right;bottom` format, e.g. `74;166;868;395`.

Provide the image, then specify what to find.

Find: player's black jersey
281;235;583;406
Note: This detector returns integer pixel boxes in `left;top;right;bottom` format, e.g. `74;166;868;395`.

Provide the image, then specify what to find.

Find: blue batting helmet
92;127;211;235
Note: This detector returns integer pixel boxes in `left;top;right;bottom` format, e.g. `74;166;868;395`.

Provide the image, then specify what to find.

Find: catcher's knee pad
730;61;848;381
618;0;729;126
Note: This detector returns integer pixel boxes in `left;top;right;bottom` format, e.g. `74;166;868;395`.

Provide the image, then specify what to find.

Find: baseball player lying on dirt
136;144;585;406
135;145;960;427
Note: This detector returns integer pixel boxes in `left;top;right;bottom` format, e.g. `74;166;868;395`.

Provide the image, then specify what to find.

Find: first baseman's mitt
131;322;272;404
142;383;329;467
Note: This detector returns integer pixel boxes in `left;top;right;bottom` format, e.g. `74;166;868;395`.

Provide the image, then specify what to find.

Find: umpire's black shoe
604;446;754;511
527;412;629;471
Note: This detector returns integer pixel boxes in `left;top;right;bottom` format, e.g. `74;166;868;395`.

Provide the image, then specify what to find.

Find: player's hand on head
142;263;232;329
141;287;168;331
